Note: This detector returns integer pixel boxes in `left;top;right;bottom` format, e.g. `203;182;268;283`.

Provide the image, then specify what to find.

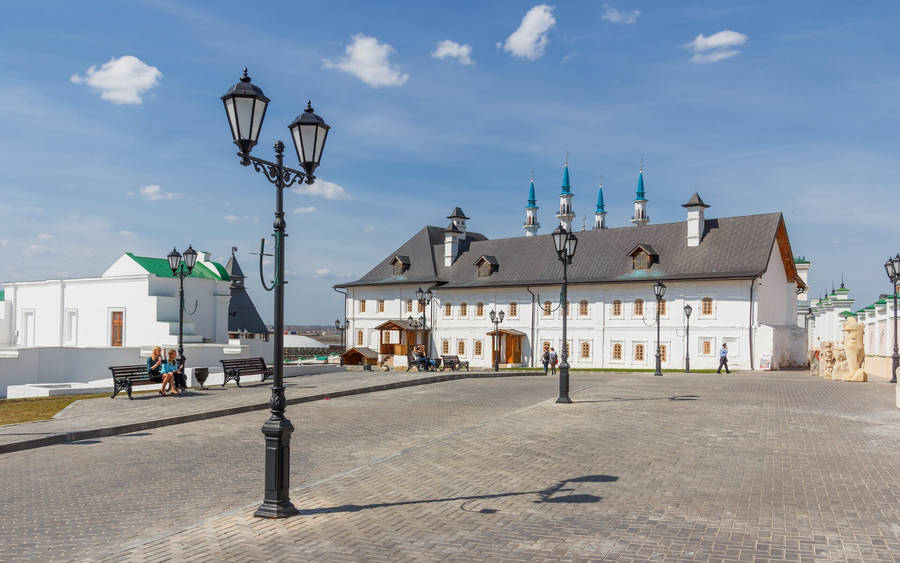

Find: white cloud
293;206;317;214
432;40;474;65
363;226;375;233
315;267;331;276
500;5;556;60
601;4;640;24
26;244;51;254
293;179;351;200
223;214;242;222
36;233;54;241
323;34;408;88
686;30;748;63
139;184;182;201
118;230;135;237
70;55;162;104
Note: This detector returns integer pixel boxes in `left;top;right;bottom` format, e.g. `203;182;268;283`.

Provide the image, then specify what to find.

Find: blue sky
1;1;898;323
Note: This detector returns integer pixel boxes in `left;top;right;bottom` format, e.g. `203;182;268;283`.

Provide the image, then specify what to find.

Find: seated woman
412;345;429;369
147;346;165;395
161;348;181;395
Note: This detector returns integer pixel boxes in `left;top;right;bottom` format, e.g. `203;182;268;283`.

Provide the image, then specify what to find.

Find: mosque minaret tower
594;181;607;230
523;172;540;237
556;156;575;231
631;161;649;226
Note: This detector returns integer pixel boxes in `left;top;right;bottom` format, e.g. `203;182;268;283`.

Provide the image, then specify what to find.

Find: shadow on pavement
574;395;699;404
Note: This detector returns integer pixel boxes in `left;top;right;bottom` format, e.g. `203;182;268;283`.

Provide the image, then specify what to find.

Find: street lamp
414;287;433;355
407;314;424;350
885;253;900;383
489;309;505;372
551;226;578;403
683;304;692;373
653;280;667;376
334;318;349;365
222;68;330;519
167;245;198;391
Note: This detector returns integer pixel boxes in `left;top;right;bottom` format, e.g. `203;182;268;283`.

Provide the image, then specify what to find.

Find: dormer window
391;255;410;275
628;244;658;270
474;255;499;278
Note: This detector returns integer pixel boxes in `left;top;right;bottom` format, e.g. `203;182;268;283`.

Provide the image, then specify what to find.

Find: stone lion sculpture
837;317;866;382
822;342;835;380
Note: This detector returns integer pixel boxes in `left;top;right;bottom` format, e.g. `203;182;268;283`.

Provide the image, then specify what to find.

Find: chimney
681;192;709;247
444;222;461;267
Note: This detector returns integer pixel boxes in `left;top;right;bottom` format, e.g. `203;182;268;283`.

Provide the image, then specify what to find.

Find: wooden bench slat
220;357;271;387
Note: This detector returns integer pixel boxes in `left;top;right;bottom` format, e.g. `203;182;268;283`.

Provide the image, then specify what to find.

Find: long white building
336;164;807;371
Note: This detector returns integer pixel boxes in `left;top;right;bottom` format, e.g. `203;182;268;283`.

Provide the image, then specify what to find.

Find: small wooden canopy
485;327;527;337
374;319;418;331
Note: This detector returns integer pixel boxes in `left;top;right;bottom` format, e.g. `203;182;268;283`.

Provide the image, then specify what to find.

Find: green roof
865;304;876;310
127;253;230;281
793;257;810;264
876;299;887;305
839;311;854;317
0;289;4;301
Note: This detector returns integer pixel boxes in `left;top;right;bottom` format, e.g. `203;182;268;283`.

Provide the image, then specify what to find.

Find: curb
0;371;543;455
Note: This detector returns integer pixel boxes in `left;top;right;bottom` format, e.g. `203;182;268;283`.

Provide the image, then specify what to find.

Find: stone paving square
1;371;899;562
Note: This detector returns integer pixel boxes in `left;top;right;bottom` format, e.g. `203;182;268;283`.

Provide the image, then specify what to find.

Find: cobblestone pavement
2;371;900;562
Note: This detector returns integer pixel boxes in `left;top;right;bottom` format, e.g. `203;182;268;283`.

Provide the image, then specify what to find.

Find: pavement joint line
88;378;608;561
0;371;545;455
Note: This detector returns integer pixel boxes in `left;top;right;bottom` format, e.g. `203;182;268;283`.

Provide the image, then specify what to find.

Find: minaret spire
631;159;649;226
523;169;540;237
594;179;607;230
556;154;575;231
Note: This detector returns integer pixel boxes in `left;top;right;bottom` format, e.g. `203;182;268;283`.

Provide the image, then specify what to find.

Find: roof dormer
391;255;410;275
474;255;499;277
628;243;658;270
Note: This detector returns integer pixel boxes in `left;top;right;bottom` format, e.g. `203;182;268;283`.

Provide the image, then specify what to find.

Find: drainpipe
526;286;536;367
749;278;756;370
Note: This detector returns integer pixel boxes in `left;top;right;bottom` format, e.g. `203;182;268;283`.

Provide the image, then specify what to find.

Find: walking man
717;342;730;374
541;346;551;375
549;347;558;375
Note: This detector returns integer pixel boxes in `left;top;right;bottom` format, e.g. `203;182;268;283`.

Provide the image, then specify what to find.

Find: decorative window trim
701;297;715;318
108;308;125;347
633;342;647;363
64;308;78;347
610;341;624;362
700;338;714;356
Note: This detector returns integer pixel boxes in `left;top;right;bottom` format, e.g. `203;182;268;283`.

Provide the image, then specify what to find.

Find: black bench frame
441;355;470;371
220;357;272;387
108;365;154;400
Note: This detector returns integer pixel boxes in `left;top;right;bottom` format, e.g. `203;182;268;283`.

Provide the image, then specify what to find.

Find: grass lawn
0;391;154;426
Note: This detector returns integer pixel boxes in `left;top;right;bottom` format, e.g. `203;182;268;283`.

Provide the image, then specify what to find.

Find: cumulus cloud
36;233;54;241
118;230;135;237
293;179;351;200
432;40;474;65
70;55;162;104
601;4;640;24
315;267;331;276
293;206;317;214
323;34;408;88
500;5;556;60
686;30;748;63
139;184;182;201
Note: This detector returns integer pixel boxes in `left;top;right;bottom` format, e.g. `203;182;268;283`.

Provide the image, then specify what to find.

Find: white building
336;164;808;371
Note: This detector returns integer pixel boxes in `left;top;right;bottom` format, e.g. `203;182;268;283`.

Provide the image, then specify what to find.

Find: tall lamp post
551;226;578;403
415;287;433;355
222;68;330;519
334;318;349;365
885;253;900;383
683;304;692;373
653;281;667;376
489;310;505;372
167;245;198;390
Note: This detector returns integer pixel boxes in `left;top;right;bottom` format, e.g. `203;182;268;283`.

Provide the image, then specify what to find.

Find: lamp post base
555;396;573;404
557;362;572;403
254;414;298;519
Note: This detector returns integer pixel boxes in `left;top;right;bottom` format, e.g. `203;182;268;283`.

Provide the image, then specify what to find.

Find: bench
441;355;469;371
220;357;272;387
407;352;429;372
108;365;155;400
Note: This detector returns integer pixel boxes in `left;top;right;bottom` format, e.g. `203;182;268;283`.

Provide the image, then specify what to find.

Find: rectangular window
110;311;124;347
377;299;385;313
612;342;622;360
612;301;622;317
418;300;425;313
460;303;468;317
509;302;518;317
407;299;413;313
579;300;589;316
543;301;552;316
702;339;712;356
357;330;364;346
441;339;450;354
580;341;590;359
659;299;666;316
64;309;78;346
634;343;645;362
634;300;644;316
702;298;713;316
476;303;484;317
359;300;366;313
474;340;483;356
660;344;667;362
457;340;466;355
444;302;452;317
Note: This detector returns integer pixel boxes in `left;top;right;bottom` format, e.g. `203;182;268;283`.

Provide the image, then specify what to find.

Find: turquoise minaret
523;172;540;237
593;181;607;230
631;161;649;226
557;155;575;231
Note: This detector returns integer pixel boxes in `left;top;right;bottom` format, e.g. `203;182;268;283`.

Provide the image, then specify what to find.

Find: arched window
457;340;466;355
579;300;589;316
612;343;622;360
476;302;484;317
460;302;468;317
634;299;644;316
444;302;452;317
658;299;666;316
702;297;713;316
634;343;645;361
441;339;450;354
702;339;712;355
612;300;622;317
580;342;590;359
543;301;552;316
509;302;518;317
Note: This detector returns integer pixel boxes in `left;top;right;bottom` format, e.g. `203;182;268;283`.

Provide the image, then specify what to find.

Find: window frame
543;301;552;317
460;302;468;318
611;341;623;362
441;339;450;354
377;299;385;313
457;339;466;356
108;308;125;347
509;302;518;318
579;300;589;317
580;340;591;360
444;302;452;317
474;340;483;357
701;297;714;317
359;299;366;313
634;342;646;363
633;299;644;317
612;300;622;317
476;302;484;317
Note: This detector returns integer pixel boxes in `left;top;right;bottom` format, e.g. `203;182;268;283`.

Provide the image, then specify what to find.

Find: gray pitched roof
337;213;796;289
226;252;268;334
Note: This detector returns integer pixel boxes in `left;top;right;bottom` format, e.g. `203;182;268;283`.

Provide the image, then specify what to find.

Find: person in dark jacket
147;346;165;395
541;346;551;375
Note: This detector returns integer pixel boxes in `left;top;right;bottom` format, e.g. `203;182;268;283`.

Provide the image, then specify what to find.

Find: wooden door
504;335;521;364
110;311;124;346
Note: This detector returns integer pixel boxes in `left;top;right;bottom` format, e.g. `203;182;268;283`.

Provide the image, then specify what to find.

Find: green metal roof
793;257;810;264
839;311;854;317
126;253;229;281
0;289;4;301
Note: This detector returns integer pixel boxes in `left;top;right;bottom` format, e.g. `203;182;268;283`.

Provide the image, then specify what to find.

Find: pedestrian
717;342;730;374
540;346;551;375
549;347;558;375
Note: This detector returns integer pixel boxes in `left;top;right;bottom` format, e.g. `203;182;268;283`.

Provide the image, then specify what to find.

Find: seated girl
161;349;181;395
147;347;164;393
